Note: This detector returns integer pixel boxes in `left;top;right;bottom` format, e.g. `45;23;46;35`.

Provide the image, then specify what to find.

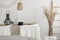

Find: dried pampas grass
44;8;56;36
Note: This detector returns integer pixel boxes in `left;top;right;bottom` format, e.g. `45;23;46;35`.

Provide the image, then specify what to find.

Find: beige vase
17;2;23;10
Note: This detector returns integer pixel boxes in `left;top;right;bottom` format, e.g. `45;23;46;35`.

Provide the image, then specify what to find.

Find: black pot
18;22;23;25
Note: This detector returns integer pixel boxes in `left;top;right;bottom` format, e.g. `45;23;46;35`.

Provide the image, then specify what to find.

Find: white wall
35;0;50;40
0;0;51;40
0;0;37;24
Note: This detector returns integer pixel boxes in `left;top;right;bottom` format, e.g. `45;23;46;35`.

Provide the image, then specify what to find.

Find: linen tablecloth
0;25;11;36
20;24;41;40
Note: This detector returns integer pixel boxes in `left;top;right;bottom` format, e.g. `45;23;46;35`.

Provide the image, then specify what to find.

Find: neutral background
0;0;52;40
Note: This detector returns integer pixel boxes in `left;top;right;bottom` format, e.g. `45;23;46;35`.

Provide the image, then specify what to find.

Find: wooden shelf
0;24;7;26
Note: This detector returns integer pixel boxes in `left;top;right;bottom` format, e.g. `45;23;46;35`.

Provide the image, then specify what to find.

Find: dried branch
44;8;50;21
44;8;56;36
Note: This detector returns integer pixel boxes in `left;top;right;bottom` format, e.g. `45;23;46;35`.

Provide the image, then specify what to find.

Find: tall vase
48;21;53;36
4;12;13;25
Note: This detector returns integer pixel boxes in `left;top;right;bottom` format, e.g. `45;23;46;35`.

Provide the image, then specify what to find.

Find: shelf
0;24;7;26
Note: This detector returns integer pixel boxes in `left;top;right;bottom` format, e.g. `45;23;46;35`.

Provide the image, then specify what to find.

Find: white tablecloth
20;24;41;40
0;25;11;36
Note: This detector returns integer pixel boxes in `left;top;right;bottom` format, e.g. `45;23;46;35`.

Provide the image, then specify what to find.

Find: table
0;24;41;40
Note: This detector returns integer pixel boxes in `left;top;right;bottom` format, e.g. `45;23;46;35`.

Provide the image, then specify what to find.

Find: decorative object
18;22;23;25
17;0;23;10
44;0;56;36
4;11;13;25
